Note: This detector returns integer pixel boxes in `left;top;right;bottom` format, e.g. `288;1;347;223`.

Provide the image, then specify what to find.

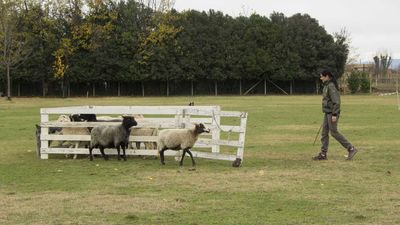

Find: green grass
0;95;399;225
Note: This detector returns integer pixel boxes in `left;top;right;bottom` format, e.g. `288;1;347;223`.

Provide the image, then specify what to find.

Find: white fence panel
38;105;247;166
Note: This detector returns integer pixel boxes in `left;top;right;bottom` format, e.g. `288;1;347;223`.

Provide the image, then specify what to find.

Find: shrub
359;73;371;93
347;71;361;94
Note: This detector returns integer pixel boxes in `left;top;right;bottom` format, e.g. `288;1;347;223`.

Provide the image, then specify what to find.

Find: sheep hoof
232;158;242;167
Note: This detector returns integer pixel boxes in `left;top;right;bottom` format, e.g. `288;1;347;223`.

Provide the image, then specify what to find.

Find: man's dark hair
321;70;339;90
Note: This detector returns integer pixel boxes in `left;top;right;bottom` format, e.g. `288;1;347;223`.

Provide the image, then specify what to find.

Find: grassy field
0;95;399;225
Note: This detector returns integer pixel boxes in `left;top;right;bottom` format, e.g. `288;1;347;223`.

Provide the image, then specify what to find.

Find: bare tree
380;54;392;78
335;29;359;65
373;55;380;85
0;0;30;100
373;53;392;81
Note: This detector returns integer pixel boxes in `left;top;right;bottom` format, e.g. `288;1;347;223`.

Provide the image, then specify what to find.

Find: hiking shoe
312;152;327;160
346;147;358;160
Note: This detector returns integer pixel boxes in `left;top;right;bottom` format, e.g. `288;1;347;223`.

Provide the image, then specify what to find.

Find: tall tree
138;1;181;95
380;54;392;78
332;29;349;78
373;53;392;81
51;0;84;97
16;1;61;96
0;0;30;100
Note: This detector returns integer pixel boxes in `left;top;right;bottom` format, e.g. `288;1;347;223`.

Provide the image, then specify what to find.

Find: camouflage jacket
322;81;340;115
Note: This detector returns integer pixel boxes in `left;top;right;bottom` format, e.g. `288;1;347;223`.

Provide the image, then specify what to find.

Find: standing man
313;70;358;160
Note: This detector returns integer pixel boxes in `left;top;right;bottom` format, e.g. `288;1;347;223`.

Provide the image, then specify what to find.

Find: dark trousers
321;113;352;153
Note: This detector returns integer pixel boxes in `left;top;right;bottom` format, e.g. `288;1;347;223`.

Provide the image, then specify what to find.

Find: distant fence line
371;75;399;92
339;71;399;94
4;79;318;97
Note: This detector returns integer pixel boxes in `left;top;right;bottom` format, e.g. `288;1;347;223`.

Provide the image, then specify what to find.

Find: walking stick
313;123;323;146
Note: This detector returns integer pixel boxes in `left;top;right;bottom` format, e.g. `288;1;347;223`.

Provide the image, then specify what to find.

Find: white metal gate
38;105;248;166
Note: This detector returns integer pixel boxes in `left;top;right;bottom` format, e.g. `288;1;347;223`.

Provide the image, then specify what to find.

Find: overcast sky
174;0;400;62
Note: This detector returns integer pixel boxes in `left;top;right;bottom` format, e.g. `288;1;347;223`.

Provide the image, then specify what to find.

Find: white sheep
96;114;144;122
126;114;157;149
130;127;158;150
57;115;91;159
157;123;210;167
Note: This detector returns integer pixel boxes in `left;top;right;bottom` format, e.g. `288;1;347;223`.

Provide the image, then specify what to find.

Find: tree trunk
166;79;169;96
191;80;194;96
316;80;319;94
141;81;145;97
239;79;242;95
264;78;267;95
6;64;11;100
369;73;372;94
61;80;65;98
290;80;293;95
92;83;95;97
214;80;218;96
42;80;45;97
118;82;121;96
17;81;20;97
67;82;70;97
42;79;47;97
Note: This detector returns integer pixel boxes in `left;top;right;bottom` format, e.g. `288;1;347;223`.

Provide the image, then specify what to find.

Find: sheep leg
65;145;73;159
159;148;166;165
89;146;94;161
116;146;121;161
186;148;196;167
99;146;108;160
179;150;187;166
73;142;78;159
121;144;127;161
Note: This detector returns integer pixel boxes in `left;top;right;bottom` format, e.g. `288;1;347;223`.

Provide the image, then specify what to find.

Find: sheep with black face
157;123;210;167
89;116;137;161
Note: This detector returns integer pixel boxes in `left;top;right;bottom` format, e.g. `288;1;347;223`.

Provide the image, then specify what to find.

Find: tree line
0;0;348;98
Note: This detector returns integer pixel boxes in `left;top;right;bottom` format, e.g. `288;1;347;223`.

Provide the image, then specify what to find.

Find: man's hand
332;116;337;123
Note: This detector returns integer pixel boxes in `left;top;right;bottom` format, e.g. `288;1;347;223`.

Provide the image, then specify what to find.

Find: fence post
211;106;221;153
236;112;248;161
40;112;49;159
175;109;184;128
183;109;190;128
